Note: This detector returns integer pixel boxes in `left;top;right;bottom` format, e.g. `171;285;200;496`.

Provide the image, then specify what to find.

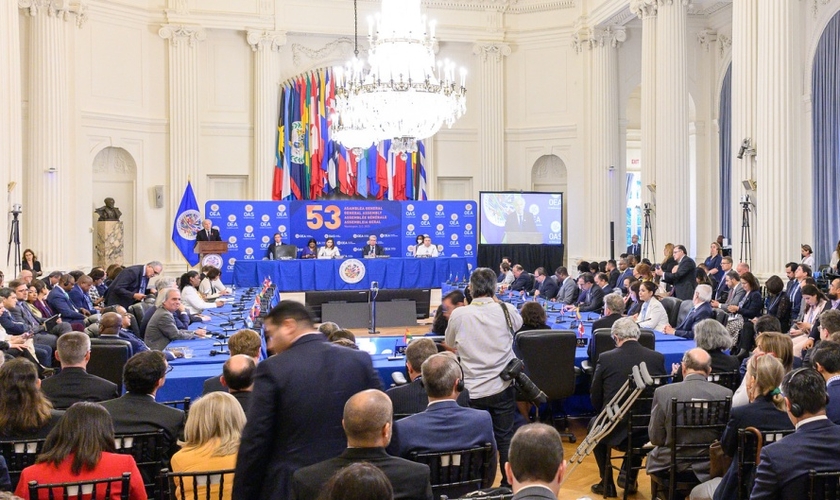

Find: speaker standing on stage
196;219;222;243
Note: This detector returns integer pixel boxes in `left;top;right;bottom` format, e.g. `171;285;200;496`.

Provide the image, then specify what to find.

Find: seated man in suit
509;265;534;292
40;332;118;409
587;294;627;365
553;267;579;305
202;328;262;395
606;260;620;289
96;310;160;359
6;280;70;343
663;284;715;339
711;270;744;312
646;349;733;484
751;367;840;500
812;340;840;425
507;424;566;500
386;338;469;415
144;288;206;351
565;273;604;313
361;234;385;258
291;389;433;500
388;353;496;486
100;350;186;456
530;267;559;300
595;272;613;295
713;257;734;301
68;275;98;317
221;354;255;413
46;274;87;326
0;286;57;362
590;318;667;497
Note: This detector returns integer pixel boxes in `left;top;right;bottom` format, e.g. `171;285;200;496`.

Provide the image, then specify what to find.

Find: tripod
740;198;753;269
642;204;655;262
7;210;21;277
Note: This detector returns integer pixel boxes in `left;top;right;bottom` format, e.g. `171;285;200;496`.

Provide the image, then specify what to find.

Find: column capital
246;30;287;52
696;28;717;52
572;26;626;53
19;0;87;27
159;24;206;47
630;0;657;19
472;42;511;63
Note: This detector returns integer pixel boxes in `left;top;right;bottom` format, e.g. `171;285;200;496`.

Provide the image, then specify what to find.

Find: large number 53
306;205;341;230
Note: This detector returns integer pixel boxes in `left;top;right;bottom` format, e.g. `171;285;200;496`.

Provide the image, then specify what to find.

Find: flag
357;149;369;198
576;308;584;337
282;86;293;200
417;141;427;200
171;182;202;266
272;85;287;200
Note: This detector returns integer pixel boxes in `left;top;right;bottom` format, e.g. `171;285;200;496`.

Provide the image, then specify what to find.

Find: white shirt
802;254;816;268
198;277;227;299
414;244;439;258
637;297;670;331
318;246;341;259
180;285;219;314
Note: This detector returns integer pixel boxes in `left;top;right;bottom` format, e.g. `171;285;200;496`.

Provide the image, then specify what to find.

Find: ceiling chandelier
332;0;467;155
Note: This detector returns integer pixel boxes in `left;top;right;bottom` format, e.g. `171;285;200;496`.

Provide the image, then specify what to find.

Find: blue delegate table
233;257;470;290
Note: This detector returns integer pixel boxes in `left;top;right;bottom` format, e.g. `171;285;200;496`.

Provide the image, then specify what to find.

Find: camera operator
445;267;522;488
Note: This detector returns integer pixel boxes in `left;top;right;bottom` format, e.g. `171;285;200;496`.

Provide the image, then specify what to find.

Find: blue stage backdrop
205;200;478;279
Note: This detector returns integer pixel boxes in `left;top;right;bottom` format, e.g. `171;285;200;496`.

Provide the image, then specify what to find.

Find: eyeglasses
165;364;174;374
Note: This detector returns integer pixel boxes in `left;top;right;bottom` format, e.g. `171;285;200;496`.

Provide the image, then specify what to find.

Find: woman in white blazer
634;281;670;331
180;271;223;315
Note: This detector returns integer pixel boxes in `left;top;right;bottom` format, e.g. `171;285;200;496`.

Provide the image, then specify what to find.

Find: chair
581;328;656;375
88;338;132;392
649;397;731;500
677;299;694;325
809;469;840;500
128;302;151;333
409;444;494;499
736;428;793;500
516;330;578;442
161;397;191;418
27;472;132;500
114;430;166;498
0;438;46;491
714;309;728;326
707;370;741;392
158;467;236;500
660;297;682;327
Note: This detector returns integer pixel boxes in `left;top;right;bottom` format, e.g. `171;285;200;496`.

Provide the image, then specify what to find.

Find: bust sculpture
95;198;122;222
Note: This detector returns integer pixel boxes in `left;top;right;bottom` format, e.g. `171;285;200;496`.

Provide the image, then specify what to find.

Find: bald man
221;354;256;412
291;389;432;500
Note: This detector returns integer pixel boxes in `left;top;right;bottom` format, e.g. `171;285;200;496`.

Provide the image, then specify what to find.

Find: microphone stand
368;281;380;335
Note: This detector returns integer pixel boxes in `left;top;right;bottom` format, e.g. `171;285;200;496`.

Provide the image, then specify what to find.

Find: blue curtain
719;64;732;240
812;11;840;268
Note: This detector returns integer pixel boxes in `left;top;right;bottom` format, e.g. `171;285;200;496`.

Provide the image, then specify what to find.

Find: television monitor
479;191;563;245
273;244;298;260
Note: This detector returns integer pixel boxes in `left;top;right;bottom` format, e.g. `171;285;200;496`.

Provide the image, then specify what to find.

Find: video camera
500;358;547;404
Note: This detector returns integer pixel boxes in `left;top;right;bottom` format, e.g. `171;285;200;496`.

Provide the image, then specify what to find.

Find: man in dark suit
553;267;579;305
616;257;635;294
751;368;840;500
504;197;537;235
41;332;118;409
291;389;432;500
100;351;185;456
509;265;534;292
646;349;732;483
387;338;470;416
202;328;262;395
221;354;255;413
713;257;734;302
606;260;620;289
595;272;613;295
657;244;697;300
590;318;666;496
361;234;385;257
506;424;566;500
388;353;496;486
7;279;71;339
195;219;222;243
68;275;96;316
46;274;87;324
813;340;840;425
626;235;642;261
530;267;559;300
589;294;625;343
104;262;162;310
565;273;604;313
663;284;715;340
234;301;383;500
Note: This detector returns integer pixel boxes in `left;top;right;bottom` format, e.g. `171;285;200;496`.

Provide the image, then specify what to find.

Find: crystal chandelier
333;0;467;154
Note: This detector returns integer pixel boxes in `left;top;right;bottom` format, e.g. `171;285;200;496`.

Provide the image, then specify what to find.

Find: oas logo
244;204;253;212
228;236;237;243
227;236;238;250
339;259;367;284
226;214;238;228
450;234;459;241
243;204;254;218
261;236;271;249
175;209;201;240
549;196;563;207
405;204;416;217
435;224;445;236
228;258;236;266
436;204;444;212
437;245;444;252
243;248;255;260
464;203;474;215
278;225;287;233
209;204;221;217
464;243;474;256
420;214;431;226
449;234;460;247
276;204;287;217
551;221;562;233
435;204;446;217
244;226;255;239
260;214;272;227
405;224;416;236
465;244;473;251
449;213;460;226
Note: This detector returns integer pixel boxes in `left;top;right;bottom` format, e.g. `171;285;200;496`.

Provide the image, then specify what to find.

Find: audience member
711;270;743;311
171;391;246;500
8;280;71;338
733;331;795;407
40;333;118;409
663;284;714;339
704;242;723;284
13;403;146;500
431;289;465;335
800;244;816;268
801;308;840;363
626;281;642;316
606;259;620;289
68;275;97;317
0;358;62;439
531;267;559;300
812;340;840;424
234;301;381;500
100;351;185;455
763;275;792;333
222;355;256;412
21;249;42;278
0;287;57;359
506;423;566;500
317;322;340;337
553;267;578;305
691;319;740;375
712;257;734;302
292;390;431;500
566;273;604;313
634;281;669;331
509;265;533;292
387;338;469;416
595;272;613;295
144;288;207;351
202;329;261;395
318;462;393;500
590;318;666;496
498;262;514;288
790;284;828;357
0;302;52;372
616;258;634;294
388;353;496;486
198;266;229;299
96;309;152;357
43;271;62;291
179;271;224;315
517;302;550;334
445;268;522;487
656;244;696;300
591;294;625;333
88;268;107;307
751;368;840;499
646;349;733;483
45;275;86;326
104;261;162;309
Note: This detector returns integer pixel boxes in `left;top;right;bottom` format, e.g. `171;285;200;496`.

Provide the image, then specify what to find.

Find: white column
472;42;510;191
159;24;205;263
1;1;24;275
630;0;657;260
730;0;758;266
654;0;690;248
754;2;796;276
247;30;286;199
20;0;84;270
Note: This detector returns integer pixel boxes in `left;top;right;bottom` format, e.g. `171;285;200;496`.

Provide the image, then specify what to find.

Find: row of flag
272;67;428;201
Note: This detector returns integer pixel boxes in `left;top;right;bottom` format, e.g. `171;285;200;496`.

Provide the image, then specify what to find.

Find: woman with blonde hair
633;263;654;283
170;392;246;499
732;332;795;407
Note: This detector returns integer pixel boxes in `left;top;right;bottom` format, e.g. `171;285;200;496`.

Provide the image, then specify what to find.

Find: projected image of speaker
479;191;564;245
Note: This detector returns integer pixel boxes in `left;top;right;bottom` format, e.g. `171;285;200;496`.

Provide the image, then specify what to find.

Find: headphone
786;367;829;418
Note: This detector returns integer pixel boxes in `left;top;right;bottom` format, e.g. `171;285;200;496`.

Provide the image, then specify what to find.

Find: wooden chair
0;438;46;491
410;443;494;499
27;472;132;500
809;469;840;500
707;370;741;392
157;467;236;500
114;429;166;498
649;397;731;500
736;428;793;499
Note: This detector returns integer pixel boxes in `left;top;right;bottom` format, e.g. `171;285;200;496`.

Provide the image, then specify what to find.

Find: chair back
158;467;236;500
128;303;150;331
809;470;840;500
161;397;191;419
0;438;46;491
409;444;494;499
714;309;728;326
707;370;742;392
591;329;656;369
27;472;132;500
88;339;131;392
660;297;682;327
516;330;577;400
736;428;793;500
677;299;694;325
114;430;166;498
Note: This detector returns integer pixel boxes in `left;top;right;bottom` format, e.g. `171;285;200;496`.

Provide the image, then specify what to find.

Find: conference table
232;256;470;290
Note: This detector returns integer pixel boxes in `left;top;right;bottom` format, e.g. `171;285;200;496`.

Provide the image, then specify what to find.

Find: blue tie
139;277;148;294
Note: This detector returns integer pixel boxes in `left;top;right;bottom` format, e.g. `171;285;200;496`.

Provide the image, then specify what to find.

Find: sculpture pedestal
95;221;124;269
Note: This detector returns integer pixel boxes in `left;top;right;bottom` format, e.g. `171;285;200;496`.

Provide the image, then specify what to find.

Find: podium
194;241;229;269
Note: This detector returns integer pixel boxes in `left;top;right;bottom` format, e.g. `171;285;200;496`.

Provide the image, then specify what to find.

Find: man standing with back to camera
446;267;523;487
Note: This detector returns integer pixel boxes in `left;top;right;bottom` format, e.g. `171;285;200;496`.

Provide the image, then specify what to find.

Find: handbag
726;313;745;338
709;439;733;479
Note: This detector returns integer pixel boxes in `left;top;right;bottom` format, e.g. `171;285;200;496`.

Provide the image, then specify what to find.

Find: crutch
560;361;654;486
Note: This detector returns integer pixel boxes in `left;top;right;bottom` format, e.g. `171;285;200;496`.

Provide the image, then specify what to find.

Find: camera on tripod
10;204;21;215
739;195;751;208
500;358;547;404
